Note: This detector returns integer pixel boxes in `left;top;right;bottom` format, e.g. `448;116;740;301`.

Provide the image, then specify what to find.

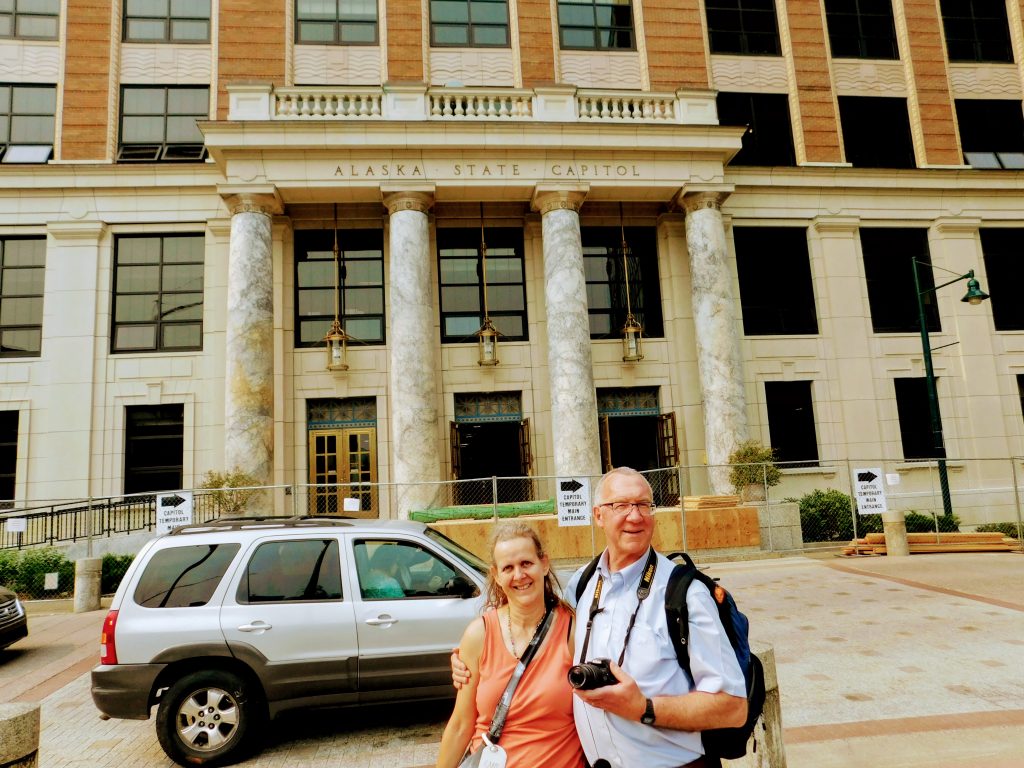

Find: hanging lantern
476;203;500;366
324;203;349;372
618;203;644;362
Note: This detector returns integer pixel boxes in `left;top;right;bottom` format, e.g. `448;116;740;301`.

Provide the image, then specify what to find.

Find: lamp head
960;271;990;305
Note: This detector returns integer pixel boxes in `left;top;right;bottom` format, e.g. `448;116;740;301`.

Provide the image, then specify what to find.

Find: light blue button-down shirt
566;549;745;768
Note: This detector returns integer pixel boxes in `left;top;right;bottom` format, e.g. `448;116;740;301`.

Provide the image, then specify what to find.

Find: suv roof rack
168;515;357;535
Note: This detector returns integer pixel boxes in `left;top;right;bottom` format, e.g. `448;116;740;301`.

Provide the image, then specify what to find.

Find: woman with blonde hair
436;521;583;768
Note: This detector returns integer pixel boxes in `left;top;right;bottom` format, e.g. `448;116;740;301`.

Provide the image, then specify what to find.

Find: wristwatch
641;697;656;726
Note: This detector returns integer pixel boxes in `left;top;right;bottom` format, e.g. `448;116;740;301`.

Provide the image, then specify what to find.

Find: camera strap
577;548;658;666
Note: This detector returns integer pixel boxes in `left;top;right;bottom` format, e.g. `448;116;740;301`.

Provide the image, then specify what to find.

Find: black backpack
573;551;766;765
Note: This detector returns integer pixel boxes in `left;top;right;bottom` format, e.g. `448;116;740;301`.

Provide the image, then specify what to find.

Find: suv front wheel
156;669;262;766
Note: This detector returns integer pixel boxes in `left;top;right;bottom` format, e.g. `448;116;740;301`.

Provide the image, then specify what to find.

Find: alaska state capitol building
1;0;1023;521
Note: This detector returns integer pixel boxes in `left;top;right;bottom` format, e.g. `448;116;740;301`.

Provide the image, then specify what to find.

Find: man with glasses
452;466;747;768
565;466;746;768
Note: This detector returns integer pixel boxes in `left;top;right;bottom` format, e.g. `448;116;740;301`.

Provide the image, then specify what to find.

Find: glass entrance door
308;428;377;516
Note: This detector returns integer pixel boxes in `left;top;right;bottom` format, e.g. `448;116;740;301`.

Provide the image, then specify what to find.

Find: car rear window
240;539;342;603
134;544;240;608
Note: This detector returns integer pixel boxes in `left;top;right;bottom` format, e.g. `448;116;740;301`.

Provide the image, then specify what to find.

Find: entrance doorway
307;398;378;517
450;392;532;506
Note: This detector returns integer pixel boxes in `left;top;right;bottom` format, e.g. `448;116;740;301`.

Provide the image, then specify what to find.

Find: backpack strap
573;555;602;604
665;555;698;681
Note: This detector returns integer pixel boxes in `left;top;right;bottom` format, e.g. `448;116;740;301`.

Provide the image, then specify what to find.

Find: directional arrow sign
556;477;591;527
852;467;887;515
156;490;194;534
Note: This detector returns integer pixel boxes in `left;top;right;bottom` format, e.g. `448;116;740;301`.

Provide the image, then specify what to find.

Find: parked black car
0;584;28;650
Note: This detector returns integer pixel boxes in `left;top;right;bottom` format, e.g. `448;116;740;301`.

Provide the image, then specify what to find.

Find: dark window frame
894;377;945;460
954;99;1024;170
118;85;209;163
295;0;379;45
979;229;1021;331
765;380;819;467
582;226;664;340
0;236;45;358
557;0;636;51
860;228;940;334
123;0;211;43
939;0;1013;63
0;410;17;504
0;82;56;164
438;227;528;344
112;233;205;353
717;91;796;167
430;0;510;47
734;227;818;336
124;404;185;494
824;0;898;60
294;228;386;348
705;0;781;56
838;95;916;169
0;0;60;41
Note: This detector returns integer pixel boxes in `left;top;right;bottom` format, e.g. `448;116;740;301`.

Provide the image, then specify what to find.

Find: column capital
531;184;589;215
932;216;982;235
45;221;107;242
381;185;435;215
812;215;861;235
677;189;731;214
219;185;284;216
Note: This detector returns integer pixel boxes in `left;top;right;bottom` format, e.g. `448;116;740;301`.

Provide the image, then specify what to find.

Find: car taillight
100;610;118;665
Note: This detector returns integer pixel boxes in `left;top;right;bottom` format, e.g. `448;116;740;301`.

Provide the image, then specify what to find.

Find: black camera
567;658;617;690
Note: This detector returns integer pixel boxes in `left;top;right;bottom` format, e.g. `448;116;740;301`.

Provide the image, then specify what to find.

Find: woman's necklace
505;606;544;658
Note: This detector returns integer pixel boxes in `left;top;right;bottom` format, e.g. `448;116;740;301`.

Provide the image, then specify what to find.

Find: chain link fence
2;458;1022;599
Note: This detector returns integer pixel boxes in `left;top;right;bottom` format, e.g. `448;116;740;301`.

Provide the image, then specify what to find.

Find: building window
980;229;1024;331
955;99;1024;170
582;226;663;339
0;237;44;357
705;0;780;56
734;227;817;335
112;234;204;352
838;96;916;168
557;0;635;51
824;0;897;59
0;84;55;164
0;0;59;39
123;0;210;42
860;228;939;334
765;381;818;467
0;410;17;504
118;86;208;162
295;0;378;44
940;0;1012;63
894;377;944;460
438;228;527;343
124;404;184;494
295;228;385;347
431;0;509;46
717;92;796;166
1018;375;1024;424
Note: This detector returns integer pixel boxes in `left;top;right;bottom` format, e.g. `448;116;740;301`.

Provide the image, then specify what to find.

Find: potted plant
727;440;781;502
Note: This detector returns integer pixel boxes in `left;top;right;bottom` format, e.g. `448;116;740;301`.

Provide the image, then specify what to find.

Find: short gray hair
593;466;652;506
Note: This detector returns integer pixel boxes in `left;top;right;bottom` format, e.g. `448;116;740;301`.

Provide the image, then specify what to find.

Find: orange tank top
472;604;584;768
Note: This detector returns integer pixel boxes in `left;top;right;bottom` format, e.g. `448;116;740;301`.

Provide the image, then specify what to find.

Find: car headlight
13;597;24;616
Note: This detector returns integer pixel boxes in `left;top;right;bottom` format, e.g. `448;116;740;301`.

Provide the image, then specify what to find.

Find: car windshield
423;528;488;576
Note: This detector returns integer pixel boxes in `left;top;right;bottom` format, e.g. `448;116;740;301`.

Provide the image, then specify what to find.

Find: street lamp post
911;259;989;520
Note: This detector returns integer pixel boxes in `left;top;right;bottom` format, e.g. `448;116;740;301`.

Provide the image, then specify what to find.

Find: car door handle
237;621;273;633
365;615;398;627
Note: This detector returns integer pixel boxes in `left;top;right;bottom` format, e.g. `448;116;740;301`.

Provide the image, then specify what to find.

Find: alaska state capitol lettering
332;162;643;178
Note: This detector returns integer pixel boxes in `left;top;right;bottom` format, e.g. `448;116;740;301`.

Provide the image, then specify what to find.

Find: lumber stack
684;495;741;510
842;531;1016;556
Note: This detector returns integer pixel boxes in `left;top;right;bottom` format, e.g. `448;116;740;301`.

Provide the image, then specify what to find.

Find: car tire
156;669;263;767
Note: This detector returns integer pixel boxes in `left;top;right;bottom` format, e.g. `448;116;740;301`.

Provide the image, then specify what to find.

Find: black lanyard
577;548;658;666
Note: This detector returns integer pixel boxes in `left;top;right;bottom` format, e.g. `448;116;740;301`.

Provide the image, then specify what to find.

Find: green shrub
17;547;74;596
904;511;960;533
727;440;782;493
795;488;887;542
101;553;135;595
0;548;19;587
975;522;1020;539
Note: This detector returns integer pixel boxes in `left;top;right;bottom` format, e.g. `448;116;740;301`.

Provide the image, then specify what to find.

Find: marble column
533;187;602;479
222;191;281;505
682;191;748;494
383;189;441;518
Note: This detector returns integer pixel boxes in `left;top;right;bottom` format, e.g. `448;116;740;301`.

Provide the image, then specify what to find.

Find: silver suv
91;517;487;766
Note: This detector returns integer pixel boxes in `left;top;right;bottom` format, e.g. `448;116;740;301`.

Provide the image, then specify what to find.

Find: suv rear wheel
156;670;262;766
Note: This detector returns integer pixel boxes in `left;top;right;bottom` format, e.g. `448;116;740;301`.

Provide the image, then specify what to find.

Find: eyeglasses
600;501;655;516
